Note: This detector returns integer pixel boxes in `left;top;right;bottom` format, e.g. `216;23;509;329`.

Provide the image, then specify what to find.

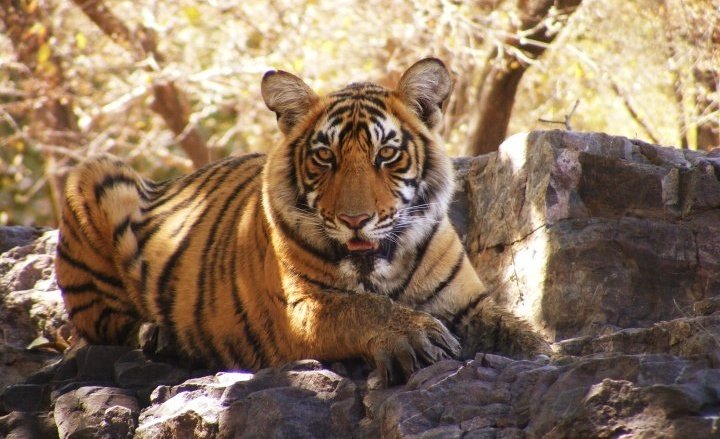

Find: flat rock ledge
2;130;720;438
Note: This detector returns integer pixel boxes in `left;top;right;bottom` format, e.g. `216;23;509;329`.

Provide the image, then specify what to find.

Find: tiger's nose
337;213;371;230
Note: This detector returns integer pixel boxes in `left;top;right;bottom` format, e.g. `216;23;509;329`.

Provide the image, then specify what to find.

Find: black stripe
59;280;135;313
60;213;83;243
398;177;419;187
64;201;107;258
328;103;354;119
361;104;386;119
56;245;124;289
141;154;262;213
113;217;132;244
387;153;411;173
281;260;352;294
338;122;354;142
94;306;139;342
67;298;102;318
154;230;191;337
272;213;340;263
230;243;269;368
391;189;411;205
136;159;242;251
201;171;258;308
363;95;388;109
388;222;440;300
224;339;249;368
94;174;138;202
450;293;488;332
418;132;433;181
58;282;96;294
415;252;465;307
81;200;108;250
191;174;261;366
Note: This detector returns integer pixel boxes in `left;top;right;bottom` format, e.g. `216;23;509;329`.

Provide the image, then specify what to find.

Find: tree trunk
467;0;583;155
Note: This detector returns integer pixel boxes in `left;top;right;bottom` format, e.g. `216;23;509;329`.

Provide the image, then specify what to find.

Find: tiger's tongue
347;239;377;252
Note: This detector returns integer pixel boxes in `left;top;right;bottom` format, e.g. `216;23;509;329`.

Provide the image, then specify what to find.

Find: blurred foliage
0;0;718;226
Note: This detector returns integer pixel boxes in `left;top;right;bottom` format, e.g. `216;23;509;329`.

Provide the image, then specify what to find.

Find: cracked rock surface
2;130;720;438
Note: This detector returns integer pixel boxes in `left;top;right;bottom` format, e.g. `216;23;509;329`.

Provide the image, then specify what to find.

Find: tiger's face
303;85;428;254
262;59;454;263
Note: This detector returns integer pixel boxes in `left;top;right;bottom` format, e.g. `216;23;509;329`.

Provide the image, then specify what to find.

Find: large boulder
455;131;720;340
2;131;720;438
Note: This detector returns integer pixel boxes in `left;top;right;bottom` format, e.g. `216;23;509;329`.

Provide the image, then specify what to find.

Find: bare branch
539;99;580;130
608;78;660;144
70;0;209;167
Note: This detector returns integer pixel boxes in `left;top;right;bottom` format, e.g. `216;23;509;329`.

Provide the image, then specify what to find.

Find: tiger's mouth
346;238;379;253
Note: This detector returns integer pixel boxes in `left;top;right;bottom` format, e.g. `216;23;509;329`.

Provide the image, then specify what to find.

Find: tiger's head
262;58;454;264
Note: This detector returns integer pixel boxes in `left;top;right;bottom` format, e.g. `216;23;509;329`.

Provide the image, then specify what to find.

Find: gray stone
75;346;135;382
54;386;139;439
0;411;59;439
524;354;720;438
1;383;50;412
0;344;60;393
456;131;720;341
114;350;189;390
0;230;65;354
0;226;44;254
136;371;253;439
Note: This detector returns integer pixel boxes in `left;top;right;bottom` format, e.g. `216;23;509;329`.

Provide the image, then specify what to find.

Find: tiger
56;58;548;386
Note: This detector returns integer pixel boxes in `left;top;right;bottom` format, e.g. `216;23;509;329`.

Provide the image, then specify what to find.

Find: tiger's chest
335;248;419;296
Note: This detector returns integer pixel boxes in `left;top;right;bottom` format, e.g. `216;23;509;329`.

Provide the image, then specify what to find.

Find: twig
607;78;660;144
539;99;580;130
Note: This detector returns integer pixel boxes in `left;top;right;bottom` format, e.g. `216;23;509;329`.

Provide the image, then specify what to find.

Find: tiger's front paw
368;311;460;387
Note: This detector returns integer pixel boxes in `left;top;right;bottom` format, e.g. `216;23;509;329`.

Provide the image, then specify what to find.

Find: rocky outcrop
0;229;65;399
457;131;720;341
1;130;719;438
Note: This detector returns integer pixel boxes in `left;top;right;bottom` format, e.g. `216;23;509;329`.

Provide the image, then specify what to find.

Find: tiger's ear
261;70;319;135
396;58;453;130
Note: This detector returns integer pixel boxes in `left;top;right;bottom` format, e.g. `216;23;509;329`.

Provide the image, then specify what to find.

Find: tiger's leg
452;298;551;359
56;155;147;345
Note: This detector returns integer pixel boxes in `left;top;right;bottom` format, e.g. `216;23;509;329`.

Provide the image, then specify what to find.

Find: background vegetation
1;0;718;226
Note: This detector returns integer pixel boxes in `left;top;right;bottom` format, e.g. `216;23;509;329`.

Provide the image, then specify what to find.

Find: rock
455;131;720;340
0;344;60;393
114;350;190;403
136;372;253;439
218;364;361;438
54;386;139;439
0;411;58;439
524;354;720;438
0;229;65;350
0;226;44;254
75;346;135;382
557;315;720;357
1;383;50;412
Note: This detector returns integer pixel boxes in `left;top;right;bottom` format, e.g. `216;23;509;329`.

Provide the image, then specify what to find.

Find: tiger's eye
313;147;333;162
378;146;398;160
